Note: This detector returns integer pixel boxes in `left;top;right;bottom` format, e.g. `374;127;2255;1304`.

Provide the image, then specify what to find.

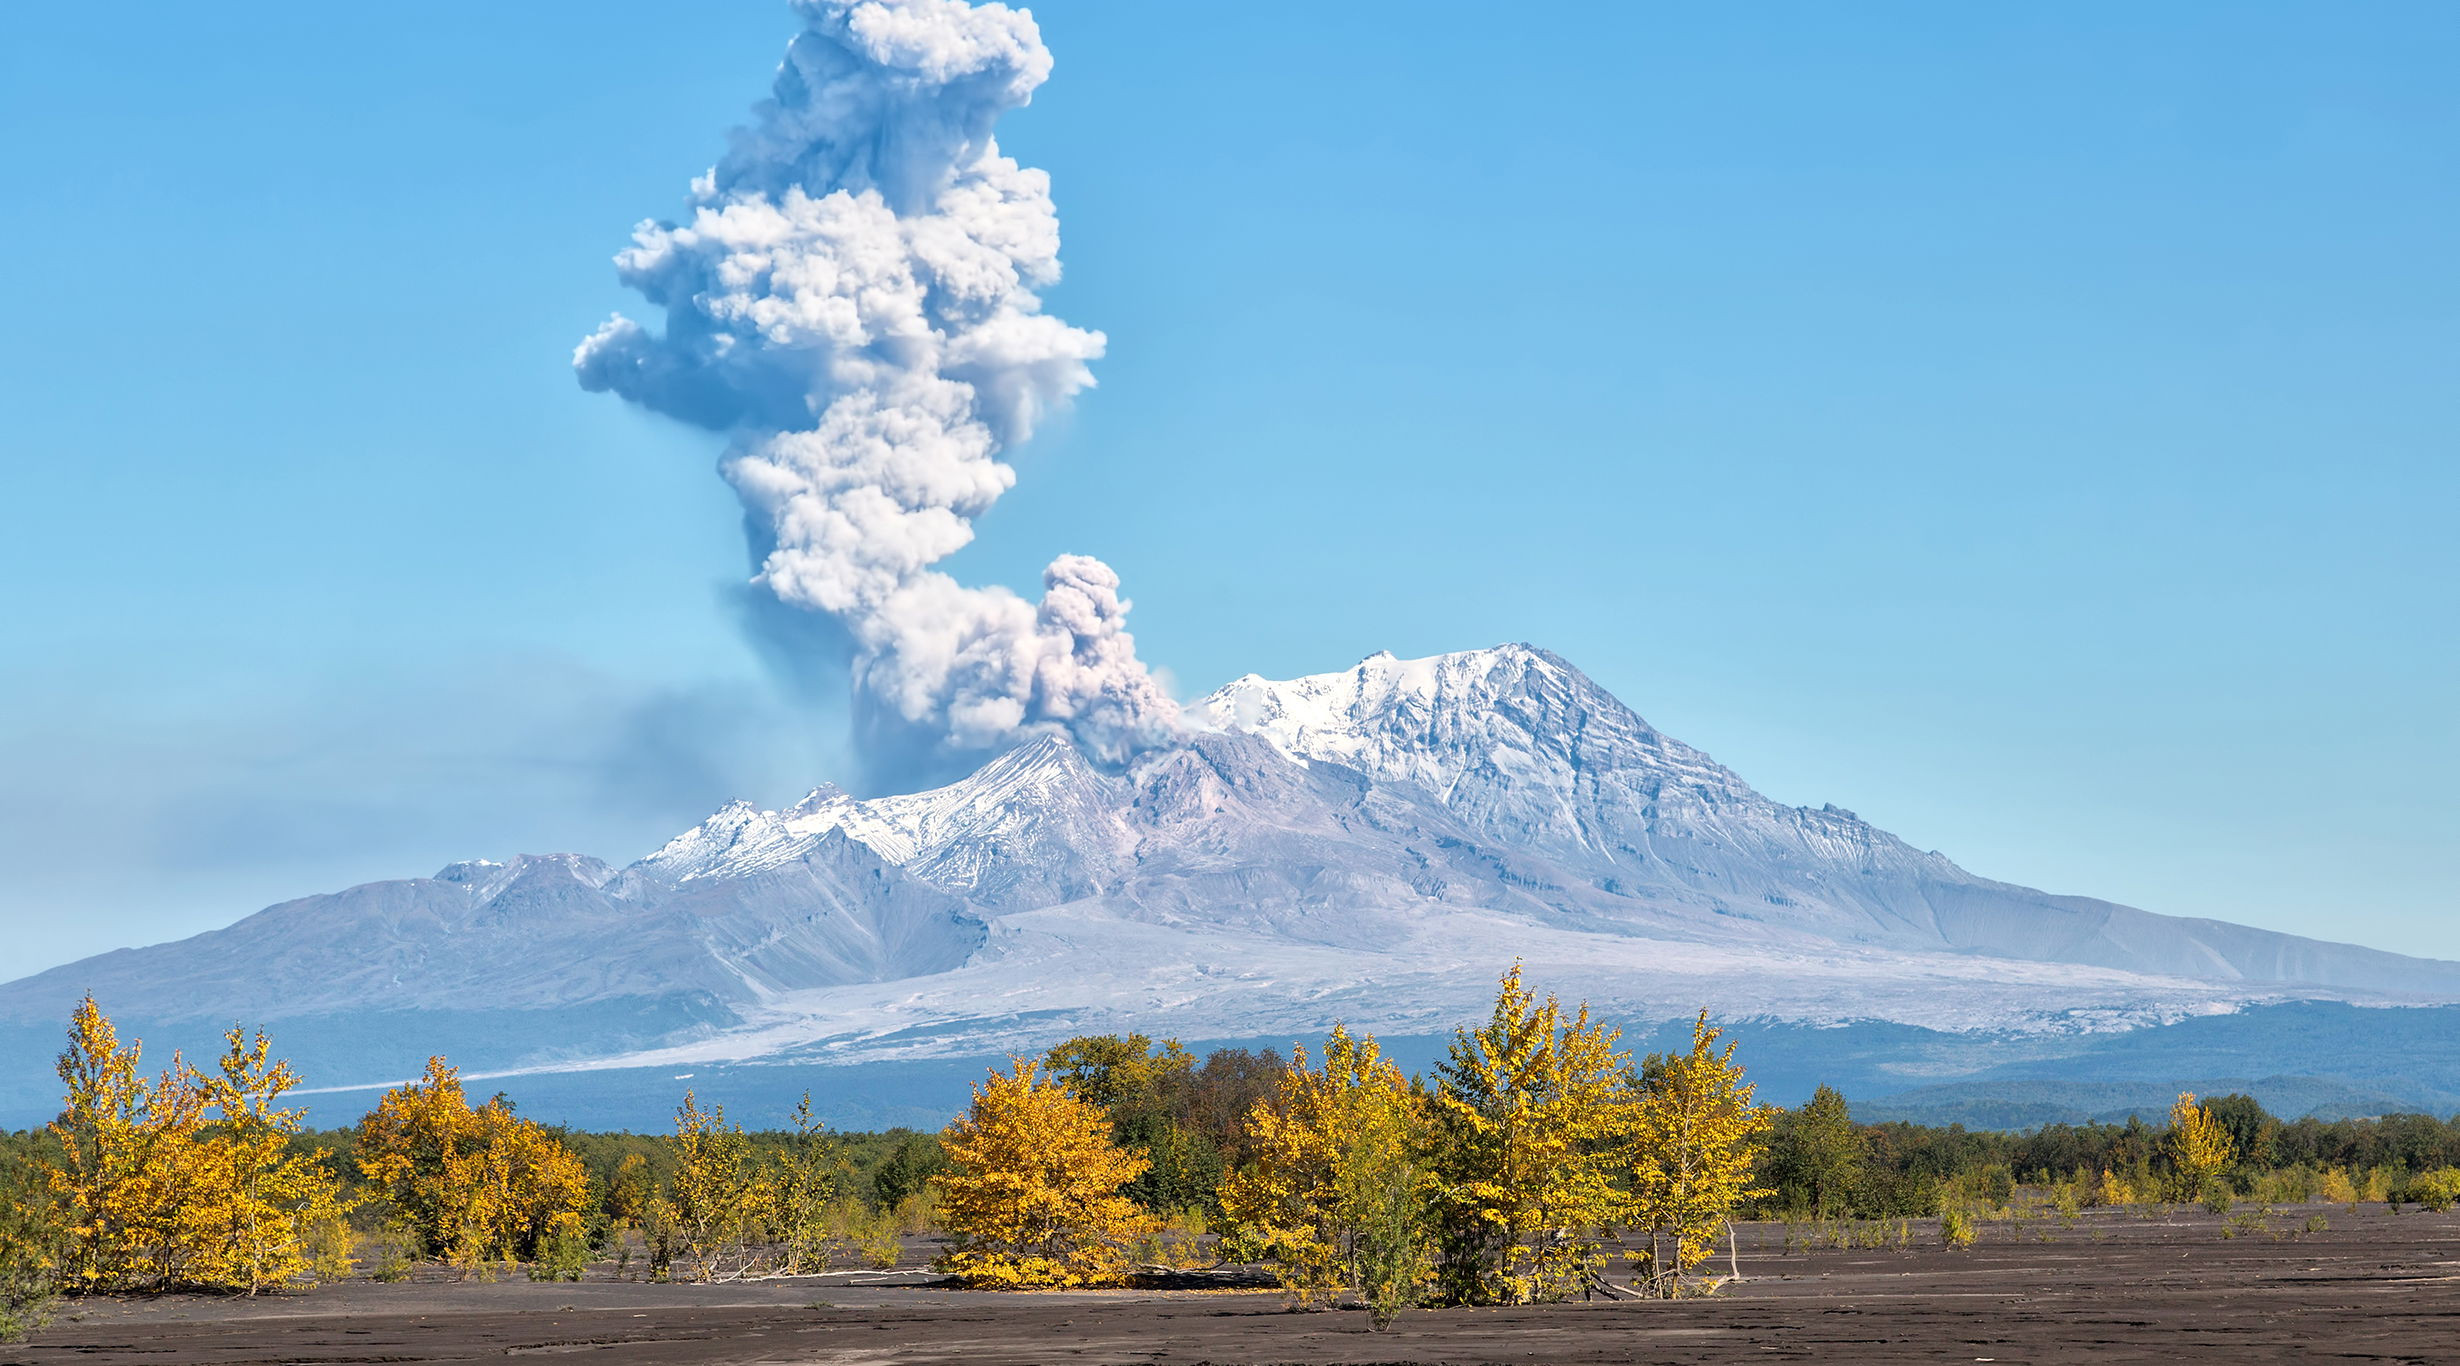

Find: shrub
890;1187;941;1237
857;1224;900;1271
301;1211;358;1285
2251;1165;2317;1205
367;1221;417;1283
1940;1206;1976;1250
530;1219;589;1282
1130;1211;1214;1273
823;1198;901;1271
641;1198;676;1282
2397;1168;2460;1213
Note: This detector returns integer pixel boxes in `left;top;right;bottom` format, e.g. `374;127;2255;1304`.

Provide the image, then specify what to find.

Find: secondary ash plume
577;0;1177;780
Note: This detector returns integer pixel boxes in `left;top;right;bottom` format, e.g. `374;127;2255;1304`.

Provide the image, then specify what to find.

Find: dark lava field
17;1203;2456;1365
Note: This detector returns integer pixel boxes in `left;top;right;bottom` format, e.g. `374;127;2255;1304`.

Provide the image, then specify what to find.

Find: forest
8;963;2460;1342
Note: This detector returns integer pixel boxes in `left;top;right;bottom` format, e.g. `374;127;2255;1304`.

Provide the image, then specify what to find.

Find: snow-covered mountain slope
0;835;982;1027
5;643;2455;1097
1194;645;2460;992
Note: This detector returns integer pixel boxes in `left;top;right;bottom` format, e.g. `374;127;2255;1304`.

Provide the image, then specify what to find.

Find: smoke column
576;0;1177;779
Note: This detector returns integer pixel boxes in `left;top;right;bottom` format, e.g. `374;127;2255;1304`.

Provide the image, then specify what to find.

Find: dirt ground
15;1203;2459;1365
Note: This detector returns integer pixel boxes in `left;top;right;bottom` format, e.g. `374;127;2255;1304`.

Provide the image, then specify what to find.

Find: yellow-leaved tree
772;1092;849;1275
1221;1024;1431;1323
46;1000;347;1294
2166;1092;2236;1205
667;1092;768;1282
1622;1010;1771;1298
355;1057;588;1276
179;1026;352;1293
47;997;204;1292
934;1059;1155;1288
1044;1034;1195;1111
1427;964;1628;1305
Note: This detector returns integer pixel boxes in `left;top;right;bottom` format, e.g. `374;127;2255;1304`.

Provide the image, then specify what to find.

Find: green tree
1045;1035;1192;1111
873;1133;948;1210
1762;1085;1862;1217
1044;1034;1229;1215
1336;1073;1433;1329
2200;1094;2277;1173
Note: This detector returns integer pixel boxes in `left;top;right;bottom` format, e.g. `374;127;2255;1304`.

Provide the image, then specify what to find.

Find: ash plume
577;0;1177;780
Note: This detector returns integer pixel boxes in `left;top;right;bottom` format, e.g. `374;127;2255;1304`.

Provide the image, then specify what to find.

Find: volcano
5;644;2452;1122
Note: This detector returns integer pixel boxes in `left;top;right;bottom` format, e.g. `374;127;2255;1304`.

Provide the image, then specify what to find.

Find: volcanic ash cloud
576;0;1177;778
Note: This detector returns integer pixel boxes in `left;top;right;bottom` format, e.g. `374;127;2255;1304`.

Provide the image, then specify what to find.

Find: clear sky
1;1;2453;975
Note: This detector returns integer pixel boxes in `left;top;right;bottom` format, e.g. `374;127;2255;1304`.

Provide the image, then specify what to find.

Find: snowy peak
640;799;803;883
1192;644;1754;856
1196;643;1718;781
636;732;1129;899
431;852;619;901
1197;644;1568;743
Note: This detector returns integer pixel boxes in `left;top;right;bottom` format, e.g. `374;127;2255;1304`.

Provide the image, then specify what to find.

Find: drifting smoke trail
576;0;1177;778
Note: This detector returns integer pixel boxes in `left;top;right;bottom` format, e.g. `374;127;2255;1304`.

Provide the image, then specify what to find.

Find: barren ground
15;1203;2458;1365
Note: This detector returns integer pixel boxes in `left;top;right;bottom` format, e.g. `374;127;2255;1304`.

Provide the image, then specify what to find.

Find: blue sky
1;0;2452;974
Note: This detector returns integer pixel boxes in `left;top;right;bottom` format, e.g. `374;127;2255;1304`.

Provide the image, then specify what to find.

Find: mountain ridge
4;643;2453;1108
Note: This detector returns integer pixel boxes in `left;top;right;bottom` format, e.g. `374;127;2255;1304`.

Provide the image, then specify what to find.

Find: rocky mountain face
6;644;2454;1101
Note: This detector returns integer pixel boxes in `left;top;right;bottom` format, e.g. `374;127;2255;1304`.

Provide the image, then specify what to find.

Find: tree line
1754;1082;2460;1221
8;966;2460;1340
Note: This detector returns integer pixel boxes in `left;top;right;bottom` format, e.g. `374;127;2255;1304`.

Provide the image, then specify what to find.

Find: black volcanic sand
18;1204;2460;1365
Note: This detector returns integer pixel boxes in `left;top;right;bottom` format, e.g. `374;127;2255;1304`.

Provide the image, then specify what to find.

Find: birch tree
1622;1010;1771;1297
